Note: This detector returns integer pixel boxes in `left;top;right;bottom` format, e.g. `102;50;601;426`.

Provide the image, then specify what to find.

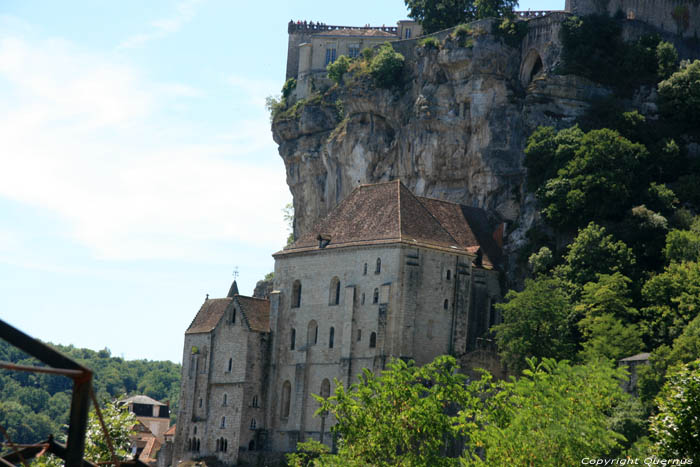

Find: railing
514;10;566;18
289;20;398;34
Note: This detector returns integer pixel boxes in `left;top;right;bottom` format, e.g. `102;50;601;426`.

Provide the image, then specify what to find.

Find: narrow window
250;418;257;430
193;426;197;435
227;358;232;372
248;440;255;451
329;276;340;305
290;328;296;350
308;320;318;345
216;438;220;452
375;258;381;274
224;439;228;452
373;288;379;304
329;327;335;348
198;398;202;408
357;329;362;342
282;380;292;418
223;393;227;406
252;395;259;407
446;270;451;281
363;263;368;275
221;416;226;428
405;28;412;39
444;299;449;310
320;379;331;398
196;439;200;451
232;308;236;323
361;293;365;305
369;332;377;348
291;280;302;308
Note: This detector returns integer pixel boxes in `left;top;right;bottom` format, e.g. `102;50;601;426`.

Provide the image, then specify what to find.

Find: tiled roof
164;424;176;436
236;295;270;333
619;352;651;362
316;28;396;37
185;298;232;334
277;180;502;268
139;436;161;464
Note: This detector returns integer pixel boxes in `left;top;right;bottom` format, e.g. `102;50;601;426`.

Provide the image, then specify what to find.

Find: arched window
220;416;226;428
329;276;341;305
196;439;200;451
223;393;227;406
248;440;255;451
361;292;365;305
224;439;228;452
375;258;381;274
446;269;451;281
307;320;318;345
281;380;292;418
373;288;379;304
216;438;220;452
250;418;257;430
252;395;259;407
193;426;197;435
369;332;377;348
227;358;232;372
329;327;335;348
290;328;296;350
291;280;302;308
444;299;449;310
363;263;368;275
320;378;331;398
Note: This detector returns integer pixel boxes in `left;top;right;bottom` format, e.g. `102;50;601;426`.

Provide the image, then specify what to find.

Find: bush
656;41;679;79
361;47;374;61
496;17;528;47
658;59;700;129
281;77;296;99
418;36;440;49
369;43;405;88
327;55;351;84
451;23;473;47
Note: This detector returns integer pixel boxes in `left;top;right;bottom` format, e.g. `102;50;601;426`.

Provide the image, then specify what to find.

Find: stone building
173;284;270;465
173;181;502;465
286;19;422;98
265;180;502;452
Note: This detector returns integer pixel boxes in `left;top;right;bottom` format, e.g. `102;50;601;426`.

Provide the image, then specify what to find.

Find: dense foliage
0;339;180;447
403;0;518;34
289;356;630;466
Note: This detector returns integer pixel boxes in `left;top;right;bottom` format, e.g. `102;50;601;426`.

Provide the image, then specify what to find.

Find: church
173;180;503;465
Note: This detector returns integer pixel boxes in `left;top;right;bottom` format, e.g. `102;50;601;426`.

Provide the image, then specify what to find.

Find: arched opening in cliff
521;49;544;88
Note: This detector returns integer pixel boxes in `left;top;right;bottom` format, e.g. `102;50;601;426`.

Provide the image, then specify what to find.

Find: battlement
288;20;399;35
514;10;565;19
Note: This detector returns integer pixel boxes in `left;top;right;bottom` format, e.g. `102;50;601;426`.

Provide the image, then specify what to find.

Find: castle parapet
514;10;565;19
288;20;398;35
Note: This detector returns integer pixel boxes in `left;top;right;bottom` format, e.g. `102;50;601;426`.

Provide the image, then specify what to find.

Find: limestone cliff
271;16;612;277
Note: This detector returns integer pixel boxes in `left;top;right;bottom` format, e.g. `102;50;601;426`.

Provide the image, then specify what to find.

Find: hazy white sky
0;0;564;363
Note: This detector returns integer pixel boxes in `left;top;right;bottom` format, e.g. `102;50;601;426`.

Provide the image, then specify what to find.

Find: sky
0;0;564;364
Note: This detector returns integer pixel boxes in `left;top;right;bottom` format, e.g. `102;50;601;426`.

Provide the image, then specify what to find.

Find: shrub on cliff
327;55;351;84
369;43;405;88
658;59;700;129
404;0;517;33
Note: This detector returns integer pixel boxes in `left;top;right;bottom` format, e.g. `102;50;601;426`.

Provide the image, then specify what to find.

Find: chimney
492;222;506;249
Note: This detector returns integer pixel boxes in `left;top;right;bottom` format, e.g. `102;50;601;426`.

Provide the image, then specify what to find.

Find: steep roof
227;280;239;298
235;295;270;333
277;180;501;268
185;298;232;334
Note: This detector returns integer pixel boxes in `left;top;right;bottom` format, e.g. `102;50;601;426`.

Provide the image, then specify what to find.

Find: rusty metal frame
0;319;93;467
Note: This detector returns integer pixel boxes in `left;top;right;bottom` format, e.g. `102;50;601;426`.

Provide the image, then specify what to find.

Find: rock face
271;17;611;278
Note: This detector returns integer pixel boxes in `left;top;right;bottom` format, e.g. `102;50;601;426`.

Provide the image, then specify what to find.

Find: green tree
314;356;477;467
327;55;351;84
493;276;576;372
404;0;517;34
658;59;700;128
642;261;700;346
561;222;636;289
656;41;678;80
664;219;700;263
649;360;700;458
575;273;644;361
466;358;628;465
369;43;405;88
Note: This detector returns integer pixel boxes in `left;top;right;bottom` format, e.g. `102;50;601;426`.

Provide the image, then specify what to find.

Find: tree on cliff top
404;0;518;34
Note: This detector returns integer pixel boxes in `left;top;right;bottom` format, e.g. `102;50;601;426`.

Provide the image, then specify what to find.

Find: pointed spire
227;280;239;298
